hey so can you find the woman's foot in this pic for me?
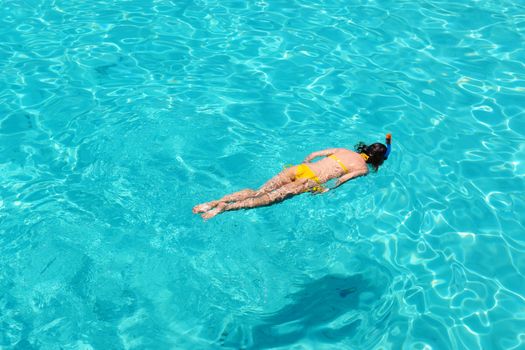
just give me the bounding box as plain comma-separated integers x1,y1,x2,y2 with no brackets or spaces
201,203,227,219
192,201,220,214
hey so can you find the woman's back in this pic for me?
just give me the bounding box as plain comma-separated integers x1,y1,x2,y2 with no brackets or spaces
307,148,368,182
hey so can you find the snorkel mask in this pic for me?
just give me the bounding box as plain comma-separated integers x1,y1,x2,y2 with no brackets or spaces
384,133,392,160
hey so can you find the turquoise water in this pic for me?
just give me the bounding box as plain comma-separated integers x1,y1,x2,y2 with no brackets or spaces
1,0,525,348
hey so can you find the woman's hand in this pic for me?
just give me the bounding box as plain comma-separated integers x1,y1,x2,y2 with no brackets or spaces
311,187,329,195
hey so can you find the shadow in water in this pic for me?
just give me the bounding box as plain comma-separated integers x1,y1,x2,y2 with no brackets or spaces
219,273,387,349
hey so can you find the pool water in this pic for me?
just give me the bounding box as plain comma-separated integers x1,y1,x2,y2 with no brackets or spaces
1,0,525,349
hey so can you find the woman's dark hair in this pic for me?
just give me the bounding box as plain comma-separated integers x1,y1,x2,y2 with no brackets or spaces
354,142,387,171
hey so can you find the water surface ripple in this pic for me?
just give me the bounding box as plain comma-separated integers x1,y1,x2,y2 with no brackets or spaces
1,0,525,349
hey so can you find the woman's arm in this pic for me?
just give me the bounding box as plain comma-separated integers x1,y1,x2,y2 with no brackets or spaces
333,170,367,188
303,148,341,163
314,170,366,194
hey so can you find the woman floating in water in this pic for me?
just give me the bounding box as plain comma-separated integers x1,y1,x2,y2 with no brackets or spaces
193,134,392,219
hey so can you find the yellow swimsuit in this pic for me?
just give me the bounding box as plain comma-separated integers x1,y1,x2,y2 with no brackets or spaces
294,155,349,192
328,155,349,173
295,164,323,192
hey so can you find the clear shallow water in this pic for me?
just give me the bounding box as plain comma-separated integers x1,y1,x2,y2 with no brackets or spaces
1,0,525,348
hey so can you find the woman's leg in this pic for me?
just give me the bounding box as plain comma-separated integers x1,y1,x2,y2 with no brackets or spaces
201,180,309,219
193,189,258,213
255,166,296,195
193,167,297,214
